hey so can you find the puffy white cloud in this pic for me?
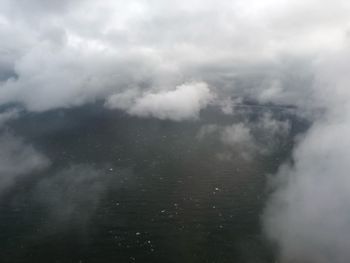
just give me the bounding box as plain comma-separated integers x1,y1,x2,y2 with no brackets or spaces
106,82,213,121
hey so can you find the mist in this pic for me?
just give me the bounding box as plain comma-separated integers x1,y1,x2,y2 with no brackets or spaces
263,49,350,262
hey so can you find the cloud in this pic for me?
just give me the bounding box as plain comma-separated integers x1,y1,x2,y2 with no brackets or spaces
2,1,350,261
32,163,133,234
196,124,219,140
221,123,254,146
221,123,256,160
0,108,20,127
0,132,50,194
106,82,213,121
0,42,161,111
197,113,291,160
222,114,290,156
263,49,350,262
35,164,118,223
218,97,243,115
0,0,349,115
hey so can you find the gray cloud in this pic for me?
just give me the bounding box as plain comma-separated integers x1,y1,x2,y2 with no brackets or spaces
0,0,349,117
263,49,350,262
197,113,291,160
0,108,20,127
34,164,128,227
0,132,50,194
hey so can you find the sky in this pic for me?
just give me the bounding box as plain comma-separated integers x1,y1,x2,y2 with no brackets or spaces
1,0,350,262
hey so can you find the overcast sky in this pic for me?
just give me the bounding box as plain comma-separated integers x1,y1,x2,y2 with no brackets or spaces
0,0,349,115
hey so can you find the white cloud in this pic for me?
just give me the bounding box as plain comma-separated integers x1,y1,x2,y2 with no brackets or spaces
106,82,214,121
263,49,350,262
221,123,253,147
0,0,349,115
221,123,256,160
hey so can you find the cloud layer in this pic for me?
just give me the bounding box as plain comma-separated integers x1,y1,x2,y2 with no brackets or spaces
2,1,350,262
0,0,349,117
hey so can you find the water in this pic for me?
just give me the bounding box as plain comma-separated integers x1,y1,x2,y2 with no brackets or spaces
0,104,307,262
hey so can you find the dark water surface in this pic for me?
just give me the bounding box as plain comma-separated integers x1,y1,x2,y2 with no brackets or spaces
0,104,306,262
